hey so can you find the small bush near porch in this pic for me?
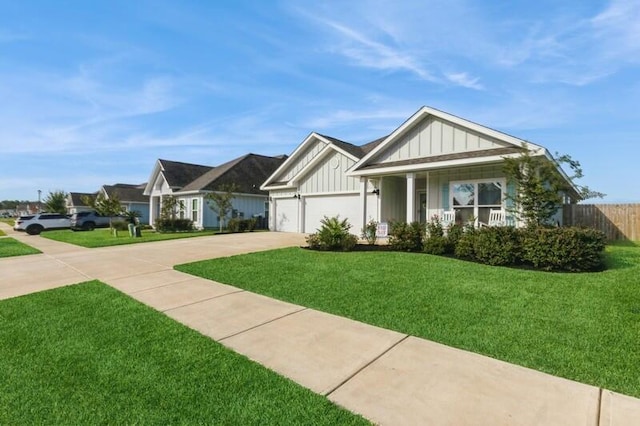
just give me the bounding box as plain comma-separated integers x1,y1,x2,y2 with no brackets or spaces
176,243,640,399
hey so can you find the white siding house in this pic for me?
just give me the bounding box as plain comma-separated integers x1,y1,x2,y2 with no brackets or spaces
262,106,579,233
144,154,285,229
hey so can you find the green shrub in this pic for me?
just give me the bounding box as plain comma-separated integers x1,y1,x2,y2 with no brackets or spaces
423,235,447,255
445,223,464,254
388,221,425,252
155,218,194,233
521,227,606,272
227,218,258,233
454,227,477,259
472,226,522,266
423,217,446,255
228,218,247,233
306,216,357,251
361,219,378,245
425,216,444,238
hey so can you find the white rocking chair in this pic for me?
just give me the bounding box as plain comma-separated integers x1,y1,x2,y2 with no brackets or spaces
440,210,455,228
486,209,506,227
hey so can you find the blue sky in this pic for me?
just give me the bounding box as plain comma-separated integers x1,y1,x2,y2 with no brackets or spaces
1,0,638,202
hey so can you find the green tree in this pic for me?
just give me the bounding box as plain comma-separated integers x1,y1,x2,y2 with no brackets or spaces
503,145,604,227
206,184,238,232
81,192,124,234
160,195,183,220
43,190,68,214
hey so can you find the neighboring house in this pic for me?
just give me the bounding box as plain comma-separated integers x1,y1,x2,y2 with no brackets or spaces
16,203,41,216
144,154,287,229
66,192,96,214
100,183,150,224
262,106,579,233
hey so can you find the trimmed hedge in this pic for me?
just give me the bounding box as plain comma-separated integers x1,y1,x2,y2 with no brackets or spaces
155,218,194,233
389,221,425,252
521,227,606,272
389,220,606,272
228,218,257,233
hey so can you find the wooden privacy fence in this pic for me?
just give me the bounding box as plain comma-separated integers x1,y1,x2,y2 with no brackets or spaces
563,204,640,241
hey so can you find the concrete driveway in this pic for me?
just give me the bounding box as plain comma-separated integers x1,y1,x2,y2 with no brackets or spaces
1,223,638,425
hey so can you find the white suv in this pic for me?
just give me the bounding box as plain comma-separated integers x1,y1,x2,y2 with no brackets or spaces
14,213,71,235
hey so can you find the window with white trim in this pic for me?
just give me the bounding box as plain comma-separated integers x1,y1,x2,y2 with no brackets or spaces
451,179,504,225
191,198,198,223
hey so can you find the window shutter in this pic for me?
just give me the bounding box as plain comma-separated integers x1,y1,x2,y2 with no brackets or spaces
506,180,516,210
442,184,449,210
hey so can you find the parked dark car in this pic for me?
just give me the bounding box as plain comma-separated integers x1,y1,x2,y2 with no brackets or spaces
14,213,71,235
70,211,121,231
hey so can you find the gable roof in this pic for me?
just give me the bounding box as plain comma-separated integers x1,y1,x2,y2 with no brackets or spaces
261,132,384,190
67,192,96,207
180,154,287,195
102,183,149,203
351,106,546,173
158,159,214,190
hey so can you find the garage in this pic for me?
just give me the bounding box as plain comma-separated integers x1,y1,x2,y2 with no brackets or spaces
304,194,361,234
273,198,299,232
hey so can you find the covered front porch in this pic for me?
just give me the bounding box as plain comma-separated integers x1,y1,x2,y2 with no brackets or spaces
358,164,514,228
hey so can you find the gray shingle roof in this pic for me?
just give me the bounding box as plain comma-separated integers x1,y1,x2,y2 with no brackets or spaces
158,159,213,190
180,154,287,194
103,184,149,203
68,192,96,207
317,133,389,159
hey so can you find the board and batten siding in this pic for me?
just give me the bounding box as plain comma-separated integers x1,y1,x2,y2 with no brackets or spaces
299,151,359,194
280,139,328,182
373,116,509,164
202,195,268,228
126,202,150,224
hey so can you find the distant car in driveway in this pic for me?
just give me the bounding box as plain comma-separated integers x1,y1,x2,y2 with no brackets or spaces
13,213,71,235
70,210,122,231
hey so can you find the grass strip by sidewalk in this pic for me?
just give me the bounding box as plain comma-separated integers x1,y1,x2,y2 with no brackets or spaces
42,228,219,248
176,244,640,399
0,218,14,227
0,229,5,236
0,237,41,257
0,281,368,425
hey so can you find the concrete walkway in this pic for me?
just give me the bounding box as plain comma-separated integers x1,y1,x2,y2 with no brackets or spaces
1,223,638,425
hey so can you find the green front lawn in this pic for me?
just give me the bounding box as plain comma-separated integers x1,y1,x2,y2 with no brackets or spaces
42,228,218,248
176,244,640,398
0,218,14,226
0,281,367,425
0,237,41,257
0,229,5,236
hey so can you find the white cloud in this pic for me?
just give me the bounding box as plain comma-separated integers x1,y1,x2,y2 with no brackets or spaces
318,18,437,82
300,108,413,131
591,0,640,60
445,72,484,90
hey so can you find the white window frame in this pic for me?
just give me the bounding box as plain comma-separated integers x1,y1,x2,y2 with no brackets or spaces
450,178,505,226
191,198,199,224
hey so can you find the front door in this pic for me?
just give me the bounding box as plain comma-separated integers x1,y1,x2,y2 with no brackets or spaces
419,192,427,223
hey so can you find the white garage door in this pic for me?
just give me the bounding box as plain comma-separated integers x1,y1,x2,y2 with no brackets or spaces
274,198,299,232
304,195,361,234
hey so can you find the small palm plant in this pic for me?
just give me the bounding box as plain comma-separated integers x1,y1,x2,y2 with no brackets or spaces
306,216,357,251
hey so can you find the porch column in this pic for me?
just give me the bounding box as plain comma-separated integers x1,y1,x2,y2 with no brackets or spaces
149,196,158,227
406,172,415,222
299,194,305,233
360,177,368,230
